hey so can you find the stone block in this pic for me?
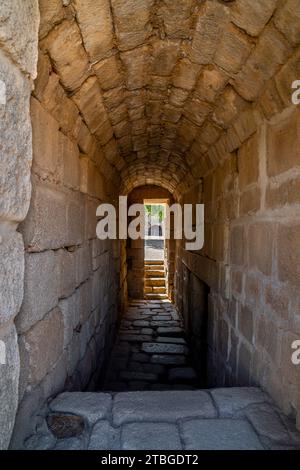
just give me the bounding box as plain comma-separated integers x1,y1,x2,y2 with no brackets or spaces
73,0,114,61
66,193,85,246
172,59,200,91
121,46,150,90
75,243,92,286
31,97,61,178
230,0,277,37
248,223,274,276
238,133,259,190
274,0,300,47
59,291,80,348
122,422,182,450
233,26,291,101
55,248,76,299
94,55,123,91
17,251,59,333
20,307,64,384
41,20,89,92
0,231,24,325
0,324,20,449
278,223,300,288
210,387,267,418
238,305,254,344
214,24,253,75
72,77,113,146
0,0,39,77
239,186,261,216
275,49,300,106
21,179,68,251
141,342,187,355
50,392,112,426
113,391,216,425
267,108,300,177
0,51,33,222
88,421,120,450
190,1,230,65
111,0,152,51
181,418,263,450
39,0,66,39
230,225,245,266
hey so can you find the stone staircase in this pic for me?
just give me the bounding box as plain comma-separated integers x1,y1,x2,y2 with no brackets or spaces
144,260,168,300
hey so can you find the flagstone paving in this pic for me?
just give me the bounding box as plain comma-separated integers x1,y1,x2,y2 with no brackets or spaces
103,300,200,392
25,388,300,450
23,301,300,450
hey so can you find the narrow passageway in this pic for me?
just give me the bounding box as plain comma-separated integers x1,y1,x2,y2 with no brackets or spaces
103,300,199,392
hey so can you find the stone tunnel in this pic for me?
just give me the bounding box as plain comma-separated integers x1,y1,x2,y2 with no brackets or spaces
1,0,300,450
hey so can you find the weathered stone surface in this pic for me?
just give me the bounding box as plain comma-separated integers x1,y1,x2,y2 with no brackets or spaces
277,223,300,287
141,342,187,355
20,307,64,384
54,437,84,450
0,0,39,77
113,391,216,425
0,324,20,450
0,52,33,222
182,419,263,450
211,388,267,417
50,393,112,425
73,0,114,61
72,77,113,145
94,55,123,91
42,20,89,91
122,422,182,450
111,0,152,51
88,421,120,450
230,0,277,37
39,0,65,40
19,251,59,333
0,231,24,325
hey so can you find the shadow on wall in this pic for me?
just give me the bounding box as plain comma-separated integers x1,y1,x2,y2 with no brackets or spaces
182,266,210,388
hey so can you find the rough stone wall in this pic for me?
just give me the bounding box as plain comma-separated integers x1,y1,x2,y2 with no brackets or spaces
10,58,121,448
0,0,39,450
176,101,300,429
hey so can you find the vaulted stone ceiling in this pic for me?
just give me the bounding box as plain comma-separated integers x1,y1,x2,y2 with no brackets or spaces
37,0,300,197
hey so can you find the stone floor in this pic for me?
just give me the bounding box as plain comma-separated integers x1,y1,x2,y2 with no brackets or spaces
25,388,300,450
23,301,300,450
103,300,199,392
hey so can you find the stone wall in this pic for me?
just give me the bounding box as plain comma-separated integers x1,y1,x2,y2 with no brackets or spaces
0,0,39,450
176,102,300,430
9,30,122,449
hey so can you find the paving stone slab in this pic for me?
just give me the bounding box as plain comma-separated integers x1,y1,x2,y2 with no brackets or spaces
113,391,216,425
121,422,182,450
150,354,186,365
245,403,293,447
141,342,187,355
49,392,112,426
88,421,120,450
54,437,84,450
181,419,264,450
210,387,268,417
